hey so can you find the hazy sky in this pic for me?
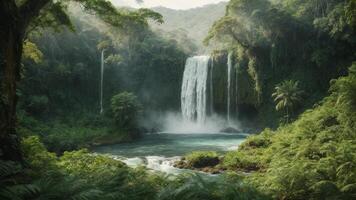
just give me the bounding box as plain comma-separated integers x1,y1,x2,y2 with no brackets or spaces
110,0,228,10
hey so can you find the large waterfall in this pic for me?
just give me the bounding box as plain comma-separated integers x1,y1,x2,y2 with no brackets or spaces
181,56,211,123
227,52,233,124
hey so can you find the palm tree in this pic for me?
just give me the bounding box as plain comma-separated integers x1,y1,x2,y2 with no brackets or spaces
272,80,303,123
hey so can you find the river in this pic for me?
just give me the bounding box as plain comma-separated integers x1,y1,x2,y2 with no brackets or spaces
94,132,247,174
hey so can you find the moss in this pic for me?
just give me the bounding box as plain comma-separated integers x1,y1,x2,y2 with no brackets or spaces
185,151,220,168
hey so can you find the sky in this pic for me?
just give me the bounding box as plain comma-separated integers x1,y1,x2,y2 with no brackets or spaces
110,0,228,10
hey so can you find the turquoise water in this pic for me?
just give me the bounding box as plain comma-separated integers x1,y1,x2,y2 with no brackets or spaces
94,132,248,174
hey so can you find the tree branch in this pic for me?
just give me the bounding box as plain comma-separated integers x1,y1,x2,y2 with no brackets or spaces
229,28,249,48
19,0,51,29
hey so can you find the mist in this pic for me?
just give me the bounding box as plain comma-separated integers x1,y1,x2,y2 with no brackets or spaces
140,111,242,133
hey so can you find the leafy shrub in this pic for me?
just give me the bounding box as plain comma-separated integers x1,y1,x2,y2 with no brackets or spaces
111,92,142,131
59,149,126,180
22,136,58,176
239,131,273,150
42,125,107,153
0,161,39,200
223,151,262,171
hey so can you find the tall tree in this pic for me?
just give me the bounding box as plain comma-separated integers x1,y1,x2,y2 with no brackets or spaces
0,0,162,162
272,80,304,123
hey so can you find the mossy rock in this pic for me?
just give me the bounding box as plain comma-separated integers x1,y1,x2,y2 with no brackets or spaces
186,151,220,168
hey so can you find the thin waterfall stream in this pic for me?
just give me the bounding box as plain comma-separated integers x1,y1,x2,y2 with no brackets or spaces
100,49,105,114
210,57,214,115
227,52,233,124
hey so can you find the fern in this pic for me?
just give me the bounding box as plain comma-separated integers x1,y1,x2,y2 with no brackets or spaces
0,161,39,200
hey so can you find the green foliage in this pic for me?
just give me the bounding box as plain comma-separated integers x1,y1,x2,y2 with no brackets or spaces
223,64,356,199
223,151,262,171
111,92,142,131
17,113,119,154
22,40,43,63
185,151,219,168
0,161,38,200
207,0,355,126
43,124,107,153
3,127,273,200
272,80,304,122
20,8,187,119
22,136,58,175
330,62,356,116
157,173,270,200
59,149,126,179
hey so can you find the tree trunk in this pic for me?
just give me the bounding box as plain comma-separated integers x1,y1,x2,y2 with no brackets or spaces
0,1,25,162
286,107,289,124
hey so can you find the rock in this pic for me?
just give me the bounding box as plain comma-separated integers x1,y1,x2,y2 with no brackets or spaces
173,160,187,169
220,127,241,133
190,157,220,168
211,168,221,174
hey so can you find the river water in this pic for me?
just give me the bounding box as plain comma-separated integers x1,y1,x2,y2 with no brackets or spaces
94,132,247,174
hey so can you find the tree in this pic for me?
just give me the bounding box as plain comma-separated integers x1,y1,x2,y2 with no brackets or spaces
111,92,142,131
0,0,162,162
272,80,303,123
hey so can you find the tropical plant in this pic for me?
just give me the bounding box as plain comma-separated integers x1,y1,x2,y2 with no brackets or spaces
0,161,38,200
272,80,304,123
111,92,142,131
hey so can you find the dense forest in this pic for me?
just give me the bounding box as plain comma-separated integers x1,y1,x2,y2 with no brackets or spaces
0,0,355,200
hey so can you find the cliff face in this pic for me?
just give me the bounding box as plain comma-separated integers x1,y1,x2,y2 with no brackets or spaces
211,50,262,126
210,45,318,128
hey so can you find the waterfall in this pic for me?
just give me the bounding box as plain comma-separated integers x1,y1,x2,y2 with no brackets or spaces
227,52,233,124
100,50,105,114
181,56,210,123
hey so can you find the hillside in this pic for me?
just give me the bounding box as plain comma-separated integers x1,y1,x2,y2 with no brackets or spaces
151,2,227,52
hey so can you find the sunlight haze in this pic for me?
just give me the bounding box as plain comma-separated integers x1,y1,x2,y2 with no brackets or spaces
110,0,228,10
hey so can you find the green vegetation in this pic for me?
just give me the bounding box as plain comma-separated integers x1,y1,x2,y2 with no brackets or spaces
206,0,356,126
1,0,355,199
221,64,356,199
0,135,269,200
0,0,164,163
111,92,142,133
272,80,304,123
12,3,192,153
185,151,220,168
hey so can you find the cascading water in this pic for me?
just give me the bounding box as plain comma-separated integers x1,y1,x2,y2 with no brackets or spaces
100,50,105,114
209,57,214,114
181,56,210,123
227,52,233,124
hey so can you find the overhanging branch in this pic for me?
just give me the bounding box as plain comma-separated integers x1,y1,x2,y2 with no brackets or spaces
19,0,51,28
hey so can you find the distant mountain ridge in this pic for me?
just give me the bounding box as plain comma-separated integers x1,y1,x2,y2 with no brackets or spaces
150,2,227,52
